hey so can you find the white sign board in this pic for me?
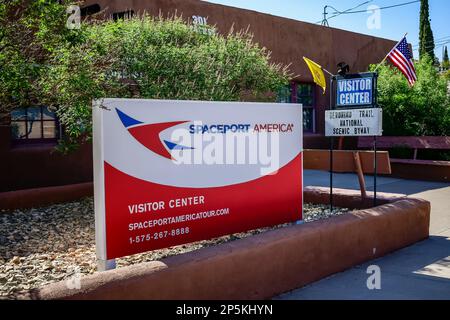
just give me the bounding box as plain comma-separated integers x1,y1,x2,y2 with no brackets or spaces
93,99,303,261
325,108,382,137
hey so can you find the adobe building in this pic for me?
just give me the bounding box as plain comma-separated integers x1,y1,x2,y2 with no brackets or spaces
1,0,399,192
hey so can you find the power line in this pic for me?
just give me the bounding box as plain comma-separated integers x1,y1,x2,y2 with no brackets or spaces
413,39,450,49
332,0,420,15
412,36,450,48
414,36,450,44
417,41,450,51
318,0,421,25
318,0,373,24
434,36,450,42
331,0,374,15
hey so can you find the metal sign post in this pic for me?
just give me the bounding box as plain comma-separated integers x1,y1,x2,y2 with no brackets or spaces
326,72,382,208
373,73,379,207
329,76,335,213
98,259,116,271
373,142,377,207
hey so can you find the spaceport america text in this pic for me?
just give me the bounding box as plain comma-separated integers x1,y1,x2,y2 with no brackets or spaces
93,99,303,260
170,121,296,174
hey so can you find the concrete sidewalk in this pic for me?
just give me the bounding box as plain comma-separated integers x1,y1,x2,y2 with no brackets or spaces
276,170,450,300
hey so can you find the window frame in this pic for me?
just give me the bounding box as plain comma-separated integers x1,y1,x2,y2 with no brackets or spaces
10,106,61,146
290,82,316,133
80,4,101,17
112,10,135,21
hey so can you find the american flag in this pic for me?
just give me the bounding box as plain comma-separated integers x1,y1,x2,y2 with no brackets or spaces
387,37,417,86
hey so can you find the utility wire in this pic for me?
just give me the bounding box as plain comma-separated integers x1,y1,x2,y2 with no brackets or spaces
417,41,450,51
413,39,450,49
434,36,450,42
412,36,450,48
331,0,420,15
317,0,373,24
332,0,374,14
414,36,450,43
318,0,420,25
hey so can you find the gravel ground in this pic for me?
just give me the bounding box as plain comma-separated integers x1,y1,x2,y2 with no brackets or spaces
0,198,348,298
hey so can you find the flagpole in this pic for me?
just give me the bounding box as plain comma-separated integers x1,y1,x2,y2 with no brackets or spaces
303,56,333,78
374,32,408,72
322,68,334,77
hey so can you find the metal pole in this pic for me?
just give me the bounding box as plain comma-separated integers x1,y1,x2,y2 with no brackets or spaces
330,137,333,213
374,136,377,207
321,5,329,27
97,259,116,271
373,72,378,207
329,76,334,213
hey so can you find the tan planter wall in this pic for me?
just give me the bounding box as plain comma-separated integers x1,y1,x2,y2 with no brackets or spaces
20,189,429,300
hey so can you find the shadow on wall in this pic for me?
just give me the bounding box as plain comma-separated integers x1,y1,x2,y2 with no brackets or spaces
1,140,93,192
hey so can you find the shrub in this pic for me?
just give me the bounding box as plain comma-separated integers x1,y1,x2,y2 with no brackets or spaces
40,15,290,143
0,0,78,114
371,55,450,136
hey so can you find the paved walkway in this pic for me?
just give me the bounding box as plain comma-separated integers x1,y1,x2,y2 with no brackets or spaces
276,170,450,300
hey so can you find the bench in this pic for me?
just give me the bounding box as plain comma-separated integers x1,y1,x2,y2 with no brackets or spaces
358,136,450,164
304,149,392,199
358,136,450,182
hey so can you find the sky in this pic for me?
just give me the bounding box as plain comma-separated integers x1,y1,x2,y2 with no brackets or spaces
203,0,450,61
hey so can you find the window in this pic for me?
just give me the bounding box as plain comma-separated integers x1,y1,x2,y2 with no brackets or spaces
80,4,101,17
112,10,134,21
276,86,292,104
295,83,315,133
277,82,315,132
11,106,60,144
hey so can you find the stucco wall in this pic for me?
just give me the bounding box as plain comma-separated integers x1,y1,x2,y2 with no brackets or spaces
19,189,429,300
0,125,92,192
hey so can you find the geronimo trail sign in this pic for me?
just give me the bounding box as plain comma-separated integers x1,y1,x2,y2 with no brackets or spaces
325,108,383,137
93,99,303,263
326,72,381,137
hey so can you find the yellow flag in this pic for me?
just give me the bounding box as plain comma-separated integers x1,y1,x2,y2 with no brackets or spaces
303,57,326,94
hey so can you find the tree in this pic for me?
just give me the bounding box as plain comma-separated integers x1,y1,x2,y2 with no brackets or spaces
444,70,450,85
0,0,80,114
443,46,450,70
0,1,290,146
39,15,290,143
419,0,435,61
371,55,450,137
